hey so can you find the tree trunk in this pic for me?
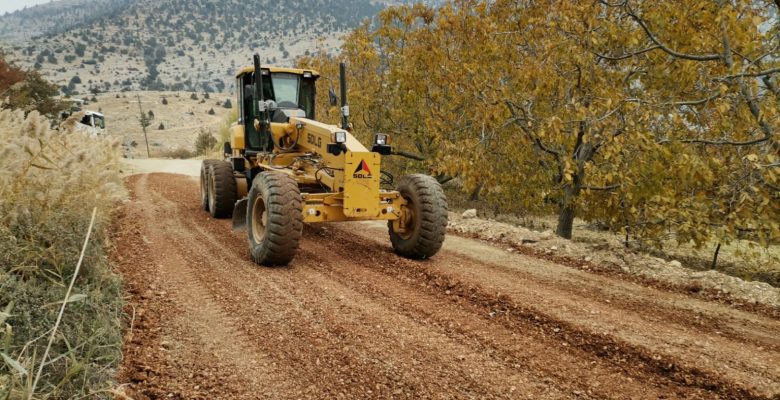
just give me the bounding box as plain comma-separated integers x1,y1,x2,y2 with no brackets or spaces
711,242,721,270
469,182,484,202
556,203,576,239
556,178,580,239
554,123,593,240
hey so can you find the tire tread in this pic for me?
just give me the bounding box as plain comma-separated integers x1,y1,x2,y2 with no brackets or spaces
388,174,448,259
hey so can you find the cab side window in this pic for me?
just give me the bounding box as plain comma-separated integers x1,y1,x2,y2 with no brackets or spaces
80,114,92,126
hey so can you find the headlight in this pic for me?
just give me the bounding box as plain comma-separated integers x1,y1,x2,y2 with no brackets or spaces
334,131,347,143
374,133,389,145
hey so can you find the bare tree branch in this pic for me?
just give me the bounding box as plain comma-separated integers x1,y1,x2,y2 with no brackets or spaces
662,136,771,146
534,137,562,157
505,100,561,157
666,92,721,106
763,76,780,98
623,2,722,62
584,184,621,191
592,45,660,61
759,174,780,192
715,5,778,154
722,67,780,80
391,150,426,161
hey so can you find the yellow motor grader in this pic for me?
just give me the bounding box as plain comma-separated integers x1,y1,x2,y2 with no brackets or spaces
200,54,447,266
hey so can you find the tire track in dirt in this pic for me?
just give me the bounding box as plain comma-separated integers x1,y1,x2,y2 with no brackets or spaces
114,173,780,399
431,233,780,345
150,175,694,399
143,174,564,398
114,174,294,399
328,223,780,398
335,226,778,352
296,228,776,399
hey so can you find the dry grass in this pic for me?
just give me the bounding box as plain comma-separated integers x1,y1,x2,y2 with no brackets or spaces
0,108,125,399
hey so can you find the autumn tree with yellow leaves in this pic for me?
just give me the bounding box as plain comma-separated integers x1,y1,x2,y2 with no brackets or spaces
299,0,779,255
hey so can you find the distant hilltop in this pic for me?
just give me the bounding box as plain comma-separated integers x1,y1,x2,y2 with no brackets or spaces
0,0,390,96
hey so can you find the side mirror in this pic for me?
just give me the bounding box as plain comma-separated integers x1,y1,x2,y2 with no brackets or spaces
328,87,338,107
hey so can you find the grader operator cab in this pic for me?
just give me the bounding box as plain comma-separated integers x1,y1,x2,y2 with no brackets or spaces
200,54,447,266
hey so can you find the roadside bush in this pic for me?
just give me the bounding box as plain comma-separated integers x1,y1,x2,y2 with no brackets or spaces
195,128,217,155
0,108,124,399
158,147,196,159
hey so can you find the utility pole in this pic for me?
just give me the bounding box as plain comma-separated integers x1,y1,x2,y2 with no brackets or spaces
136,93,151,158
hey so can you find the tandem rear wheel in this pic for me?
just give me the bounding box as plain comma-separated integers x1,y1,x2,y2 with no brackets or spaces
200,160,237,219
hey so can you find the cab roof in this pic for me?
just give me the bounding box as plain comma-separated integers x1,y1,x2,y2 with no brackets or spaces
235,65,320,79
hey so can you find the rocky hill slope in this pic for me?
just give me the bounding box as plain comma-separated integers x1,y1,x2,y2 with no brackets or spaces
0,0,387,96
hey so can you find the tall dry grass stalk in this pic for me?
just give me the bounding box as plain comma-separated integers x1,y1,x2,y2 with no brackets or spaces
0,108,123,232
0,107,125,399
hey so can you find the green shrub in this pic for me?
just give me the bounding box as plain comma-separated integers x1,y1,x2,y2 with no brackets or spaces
0,108,124,399
194,128,217,155
158,147,196,159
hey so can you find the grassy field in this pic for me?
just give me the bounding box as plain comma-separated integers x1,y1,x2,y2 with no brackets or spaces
80,90,233,159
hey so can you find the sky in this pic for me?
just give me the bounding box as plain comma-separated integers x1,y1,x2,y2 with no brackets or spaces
0,0,57,15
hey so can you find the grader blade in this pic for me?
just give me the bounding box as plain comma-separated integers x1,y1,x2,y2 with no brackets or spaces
232,198,248,230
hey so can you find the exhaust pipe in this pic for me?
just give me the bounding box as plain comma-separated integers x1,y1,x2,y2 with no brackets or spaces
339,62,349,131
253,54,270,149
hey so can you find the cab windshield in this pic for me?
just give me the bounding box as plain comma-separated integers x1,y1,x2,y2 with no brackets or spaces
271,73,299,106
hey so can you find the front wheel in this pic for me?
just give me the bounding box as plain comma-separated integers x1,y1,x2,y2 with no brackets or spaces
246,172,303,266
389,174,448,259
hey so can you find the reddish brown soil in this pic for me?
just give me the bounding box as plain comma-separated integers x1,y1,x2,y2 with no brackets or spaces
112,173,780,400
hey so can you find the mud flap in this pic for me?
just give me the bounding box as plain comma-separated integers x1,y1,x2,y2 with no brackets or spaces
232,198,248,230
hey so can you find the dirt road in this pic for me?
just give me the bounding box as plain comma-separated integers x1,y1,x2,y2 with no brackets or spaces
112,173,780,399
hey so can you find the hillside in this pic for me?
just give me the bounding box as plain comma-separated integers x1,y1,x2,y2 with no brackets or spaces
0,0,132,41
85,90,234,158
0,0,386,96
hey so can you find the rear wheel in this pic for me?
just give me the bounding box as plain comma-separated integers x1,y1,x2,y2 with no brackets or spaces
207,161,237,218
200,159,218,211
246,172,303,266
389,174,448,259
